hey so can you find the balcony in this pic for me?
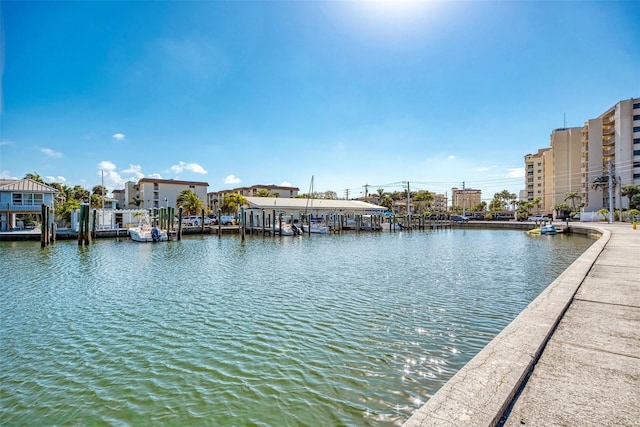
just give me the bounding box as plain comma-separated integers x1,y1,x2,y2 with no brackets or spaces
602,126,615,136
603,147,615,157
603,115,615,125
0,202,52,212
603,136,615,146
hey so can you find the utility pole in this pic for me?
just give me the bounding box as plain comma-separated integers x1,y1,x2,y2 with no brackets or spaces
403,181,411,216
362,184,369,202
607,162,614,223
344,189,350,200
462,181,466,217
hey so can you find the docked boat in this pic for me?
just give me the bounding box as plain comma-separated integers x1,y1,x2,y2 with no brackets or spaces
526,224,557,236
128,214,168,242
540,224,557,234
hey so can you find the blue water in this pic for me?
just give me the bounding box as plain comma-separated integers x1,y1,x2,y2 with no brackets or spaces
0,229,594,426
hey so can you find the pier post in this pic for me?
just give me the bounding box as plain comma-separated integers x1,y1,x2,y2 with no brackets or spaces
177,207,183,240
241,207,245,241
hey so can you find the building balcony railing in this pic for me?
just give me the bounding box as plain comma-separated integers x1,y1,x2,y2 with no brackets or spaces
603,147,615,156
603,115,615,125
0,203,53,211
602,126,615,136
603,136,615,146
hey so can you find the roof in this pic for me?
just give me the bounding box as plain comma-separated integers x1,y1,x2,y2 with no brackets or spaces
137,178,209,186
244,196,387,213
0,179,59,193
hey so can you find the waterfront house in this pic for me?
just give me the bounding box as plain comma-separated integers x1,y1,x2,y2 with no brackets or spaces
0,178,59,231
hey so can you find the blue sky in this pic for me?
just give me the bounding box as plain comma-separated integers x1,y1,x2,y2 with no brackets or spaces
1,1,639,201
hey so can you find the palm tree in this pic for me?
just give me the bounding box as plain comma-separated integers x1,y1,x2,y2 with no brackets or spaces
255,189,275,198
221,193,247,215
621,184,640,210
376,188,385,203
24,172,45,183
177,189,205,215
564,191,582,213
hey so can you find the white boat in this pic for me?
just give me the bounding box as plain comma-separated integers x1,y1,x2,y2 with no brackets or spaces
274,222,296,236
305,222,330,234
128,214,168,242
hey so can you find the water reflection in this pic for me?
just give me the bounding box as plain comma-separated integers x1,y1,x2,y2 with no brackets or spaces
0,230,593,426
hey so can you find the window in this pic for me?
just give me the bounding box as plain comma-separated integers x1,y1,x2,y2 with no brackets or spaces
189,185,195,188
634,150,640,156
12,193,43,206
634,103,640,109
634,115,640,121
634,127,640,133
635,138,640,144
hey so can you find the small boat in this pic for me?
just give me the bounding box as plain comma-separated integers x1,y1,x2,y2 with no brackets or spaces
274,223,296,236
526,224,557,236
301,220,330,234
540,224,557,235
129,214,168,242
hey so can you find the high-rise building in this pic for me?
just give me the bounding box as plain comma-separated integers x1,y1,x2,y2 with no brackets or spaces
550,127,582,210
581,98,640,212
523,148,550,213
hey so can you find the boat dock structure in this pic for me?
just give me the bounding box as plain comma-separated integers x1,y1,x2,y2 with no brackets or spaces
404,222,640,427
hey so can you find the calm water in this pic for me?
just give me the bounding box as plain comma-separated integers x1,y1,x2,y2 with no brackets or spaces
1,229,594,426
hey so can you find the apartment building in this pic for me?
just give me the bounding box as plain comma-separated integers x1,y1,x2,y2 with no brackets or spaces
451,187,481,212
524,148,550,212
581,98,640,212
550,127,582,209
133,178,209,210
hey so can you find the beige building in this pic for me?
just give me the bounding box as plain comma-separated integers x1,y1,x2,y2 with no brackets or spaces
524,148,551,213
581,98,640,212
451,187,481,212
550,127,582,209
525,97,640,217
134,178,209,210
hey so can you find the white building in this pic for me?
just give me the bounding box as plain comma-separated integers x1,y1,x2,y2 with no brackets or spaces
581,98,640,212
135,178,209,210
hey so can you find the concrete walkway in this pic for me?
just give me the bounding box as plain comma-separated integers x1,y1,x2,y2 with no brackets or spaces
404,223,640,427
503,223,640,427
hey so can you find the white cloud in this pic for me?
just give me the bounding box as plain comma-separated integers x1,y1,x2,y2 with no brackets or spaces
170,161,207,174
224,174,241,184
447,154,456,161
0,140,14,146
506,167,525,179
280,181,292,187
112,133,125,141
1,170,18,179
122,164,145,181
41,148,63,158
46,175,67,183
147,173,163,179
97,160,117,171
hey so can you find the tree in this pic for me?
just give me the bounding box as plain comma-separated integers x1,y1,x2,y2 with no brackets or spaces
564,191,582,213
177,189,205,215
472,201,487,212
255,189,275,198
220,193,247,215
621,184,640,209
376,188,385,203
129,198,143,208
380,195,394,211
494,190,517,211
592,175,617,209
72,185,90,202
24,172,45,183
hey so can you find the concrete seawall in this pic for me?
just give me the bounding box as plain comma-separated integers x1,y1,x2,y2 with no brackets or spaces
404,223,639,426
